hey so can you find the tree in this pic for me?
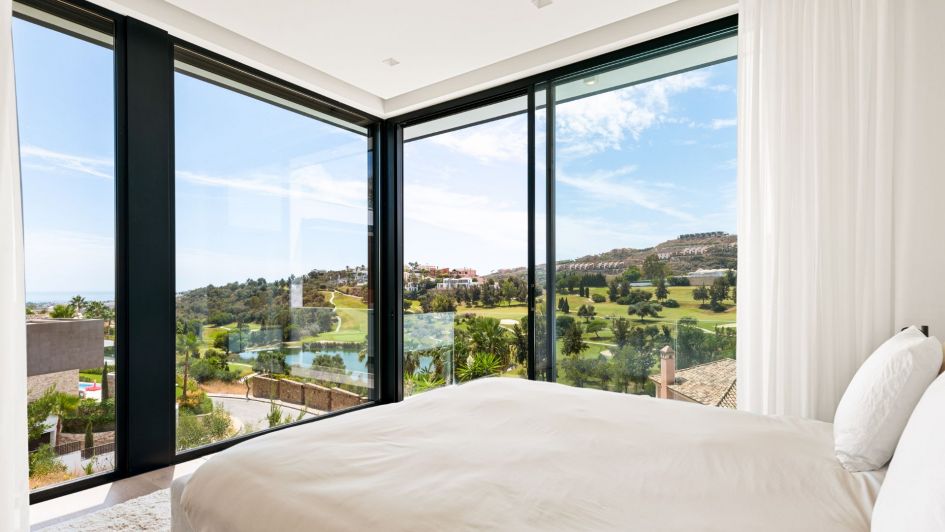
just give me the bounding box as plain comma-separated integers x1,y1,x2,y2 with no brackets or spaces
591,293,605,303
212,330,231,355
709,277,730,310
49,304,75,319
500,278,516,306
421,292,457,313
608,280,619,302
610,317,631,348
512,317,528,366
628,301,662,321
561,322,588,358
622,266,642,283
585,320,605,339
557,297,570,314
468,317,509,365
642,254,669,281
84,421,94,449
577,304,595,322
654,278,669,302
176,333,200,403
69,295,88,315
555,315,576,337
693,286,710,305
101,364,109,401
85,301,115,336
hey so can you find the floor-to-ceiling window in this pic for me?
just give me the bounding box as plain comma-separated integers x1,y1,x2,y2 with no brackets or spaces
402,97,530,395
548,37,738,405
13,5,117,490
173,50,375,451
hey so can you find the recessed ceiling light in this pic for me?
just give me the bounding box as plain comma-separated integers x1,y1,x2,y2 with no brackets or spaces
532,0,553,8
583,76,599,86
382,57,400,67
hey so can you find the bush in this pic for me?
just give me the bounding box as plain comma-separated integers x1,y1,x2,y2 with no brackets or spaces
29,445,66,477
555,315,576,337
662,299,680,308
457,353,503,382
176,406,233,451
668,276,691,286
591,293,606,303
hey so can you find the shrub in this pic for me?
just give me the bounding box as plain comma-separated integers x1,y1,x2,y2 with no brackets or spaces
668,276,691,286
662,299,680,308
457,353,503,382
29,445,66,477
591,293,606,303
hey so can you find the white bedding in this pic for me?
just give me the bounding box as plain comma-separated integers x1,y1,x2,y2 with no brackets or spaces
179,378,883,531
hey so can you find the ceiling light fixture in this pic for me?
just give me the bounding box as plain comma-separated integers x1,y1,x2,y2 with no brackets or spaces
583,76,599,86
382,57,400,67
532,0,552,8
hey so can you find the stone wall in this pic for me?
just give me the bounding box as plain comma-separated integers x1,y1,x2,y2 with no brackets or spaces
330,387,364,411
251,376,280,399
27,319,104,376
279,379,304,405
27,370,78,402
303,383,331,412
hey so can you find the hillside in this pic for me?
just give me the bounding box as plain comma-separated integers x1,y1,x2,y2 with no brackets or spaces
489,232,737,279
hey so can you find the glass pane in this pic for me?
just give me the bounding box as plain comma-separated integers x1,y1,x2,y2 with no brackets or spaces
552,37,738,406
174,58,374,452
13,11,117,490
534,86,551,381
403,96,529,395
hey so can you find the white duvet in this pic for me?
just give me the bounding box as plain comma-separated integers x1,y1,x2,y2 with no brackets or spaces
179,378,883,531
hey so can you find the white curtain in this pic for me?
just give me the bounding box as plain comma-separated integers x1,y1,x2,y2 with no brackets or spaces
1,0,30,529
737,0,898,421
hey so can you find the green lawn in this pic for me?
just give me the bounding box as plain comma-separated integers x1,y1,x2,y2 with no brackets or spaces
317,291,370,343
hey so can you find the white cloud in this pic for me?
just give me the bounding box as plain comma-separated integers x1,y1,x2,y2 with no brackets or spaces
556,70,711,157
557,165,697,223
710,118,737,130
427,117,527,164
20,145,113,179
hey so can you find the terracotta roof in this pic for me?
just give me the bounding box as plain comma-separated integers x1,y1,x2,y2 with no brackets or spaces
650,357,737,408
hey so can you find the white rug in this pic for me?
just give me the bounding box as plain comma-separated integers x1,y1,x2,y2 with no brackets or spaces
38,489,171,531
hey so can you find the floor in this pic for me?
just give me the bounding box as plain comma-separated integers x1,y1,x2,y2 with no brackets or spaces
29,456,210,530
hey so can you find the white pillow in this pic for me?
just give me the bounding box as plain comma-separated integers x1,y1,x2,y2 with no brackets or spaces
833,326,942,471
871,372,945,531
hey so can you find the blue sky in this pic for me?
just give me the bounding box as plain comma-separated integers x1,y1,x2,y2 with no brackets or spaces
405,59,737,273
13,15,736,297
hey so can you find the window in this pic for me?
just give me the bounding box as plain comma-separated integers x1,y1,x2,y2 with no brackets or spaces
13,5,117,490
402,97,530,394
548,37,738,404
174,50,375,452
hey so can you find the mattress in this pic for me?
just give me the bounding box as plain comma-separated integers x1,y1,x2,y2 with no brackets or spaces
177,378,883,531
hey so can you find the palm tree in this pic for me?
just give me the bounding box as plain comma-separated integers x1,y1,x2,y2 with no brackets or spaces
468,317,508,364
49,304,75,319
69,295,87,316
176,333,200,403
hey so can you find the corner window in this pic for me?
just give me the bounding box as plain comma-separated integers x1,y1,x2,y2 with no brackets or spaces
173,50,375,452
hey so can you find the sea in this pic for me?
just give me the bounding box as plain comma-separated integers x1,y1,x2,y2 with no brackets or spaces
26,291,115,305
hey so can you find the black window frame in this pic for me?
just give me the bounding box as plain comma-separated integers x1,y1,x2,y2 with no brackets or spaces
388,15,738,398
15,0,736,503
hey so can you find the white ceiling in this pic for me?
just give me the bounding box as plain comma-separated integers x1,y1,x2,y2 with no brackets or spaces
97,0,737,117
164,0,674,99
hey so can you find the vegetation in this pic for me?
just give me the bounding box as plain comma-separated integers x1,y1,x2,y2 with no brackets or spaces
176,405,234,451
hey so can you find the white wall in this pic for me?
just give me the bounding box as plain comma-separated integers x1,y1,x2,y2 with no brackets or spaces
893,2,945,337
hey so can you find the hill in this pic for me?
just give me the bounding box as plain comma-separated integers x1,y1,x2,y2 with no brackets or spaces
488,232,736,279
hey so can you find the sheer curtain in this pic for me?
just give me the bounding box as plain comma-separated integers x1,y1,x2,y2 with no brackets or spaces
1,0,30,529
736,0,897,421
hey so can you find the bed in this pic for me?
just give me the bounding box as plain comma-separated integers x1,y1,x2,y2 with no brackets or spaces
172,378,883,531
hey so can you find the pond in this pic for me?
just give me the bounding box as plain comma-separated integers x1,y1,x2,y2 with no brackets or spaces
237,348,369,375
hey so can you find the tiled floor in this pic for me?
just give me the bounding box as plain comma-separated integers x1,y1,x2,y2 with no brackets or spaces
29,456,210,530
